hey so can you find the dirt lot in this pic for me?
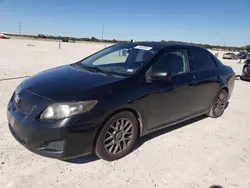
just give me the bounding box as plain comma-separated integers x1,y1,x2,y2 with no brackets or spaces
0,39,250,188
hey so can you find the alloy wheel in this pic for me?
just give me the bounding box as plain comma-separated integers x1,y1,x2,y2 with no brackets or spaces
104,118,134,155
214,92,227,116
244,67,248,74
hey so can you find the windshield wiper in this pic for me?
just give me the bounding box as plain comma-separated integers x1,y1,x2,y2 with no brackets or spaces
79,65,114,76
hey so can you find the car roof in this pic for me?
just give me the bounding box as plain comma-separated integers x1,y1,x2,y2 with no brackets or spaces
132,41,205,50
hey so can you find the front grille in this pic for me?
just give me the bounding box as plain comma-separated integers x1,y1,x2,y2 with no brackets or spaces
14,100,36,115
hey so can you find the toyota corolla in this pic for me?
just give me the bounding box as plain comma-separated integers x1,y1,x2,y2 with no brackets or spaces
7,42,235,161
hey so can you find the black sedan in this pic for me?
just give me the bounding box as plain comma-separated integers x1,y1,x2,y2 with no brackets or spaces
7,42,235,161
240,58,250,80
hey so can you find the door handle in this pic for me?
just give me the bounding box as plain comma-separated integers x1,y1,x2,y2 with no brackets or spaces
217,73,221,80
192,74,196,85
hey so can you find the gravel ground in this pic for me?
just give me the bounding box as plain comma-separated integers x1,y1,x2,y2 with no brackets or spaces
0,39,249,188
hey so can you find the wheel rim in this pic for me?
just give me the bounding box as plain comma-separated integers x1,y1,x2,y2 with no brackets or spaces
104,118,134,155
244,67,248,74
214,92,227,115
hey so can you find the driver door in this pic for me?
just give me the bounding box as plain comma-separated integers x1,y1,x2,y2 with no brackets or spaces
145,48,196,130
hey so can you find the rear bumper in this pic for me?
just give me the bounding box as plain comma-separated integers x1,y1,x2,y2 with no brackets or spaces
223,57,234,59
227,72,235,100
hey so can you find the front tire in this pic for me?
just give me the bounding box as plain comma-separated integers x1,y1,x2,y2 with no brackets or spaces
207,89,228,118
95,112,139,161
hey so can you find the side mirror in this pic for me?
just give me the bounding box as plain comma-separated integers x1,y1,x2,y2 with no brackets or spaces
151,72,171,81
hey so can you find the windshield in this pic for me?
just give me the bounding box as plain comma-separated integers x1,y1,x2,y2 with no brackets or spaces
78,43,158,76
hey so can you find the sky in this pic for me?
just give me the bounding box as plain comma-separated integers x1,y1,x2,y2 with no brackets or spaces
1,0,249,47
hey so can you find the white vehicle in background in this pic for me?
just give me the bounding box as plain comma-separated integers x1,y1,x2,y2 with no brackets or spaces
223,52,238,60
0,33,10,39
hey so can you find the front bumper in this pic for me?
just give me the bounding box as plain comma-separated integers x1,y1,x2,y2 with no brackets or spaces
7,89,101,160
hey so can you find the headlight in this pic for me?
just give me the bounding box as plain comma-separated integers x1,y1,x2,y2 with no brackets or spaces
40,100,98,120
14,84,22,94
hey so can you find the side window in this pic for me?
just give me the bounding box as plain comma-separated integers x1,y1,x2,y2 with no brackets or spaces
152,49,190,76
209,51,224,67
189,47,217,71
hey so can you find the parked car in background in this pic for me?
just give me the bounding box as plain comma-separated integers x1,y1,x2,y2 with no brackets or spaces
0,33,9,39
240,58,250,81
7,42,235,161
237,52,249,60
223,52,237,60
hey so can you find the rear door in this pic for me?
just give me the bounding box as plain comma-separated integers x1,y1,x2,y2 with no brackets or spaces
188,47,221,113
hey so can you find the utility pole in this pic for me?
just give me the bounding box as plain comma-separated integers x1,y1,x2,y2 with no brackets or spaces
102,23,106,48
18,21,22,36
102,23,104,41
223,32,227,54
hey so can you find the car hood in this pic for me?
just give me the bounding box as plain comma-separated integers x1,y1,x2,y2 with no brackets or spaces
21,65,123,101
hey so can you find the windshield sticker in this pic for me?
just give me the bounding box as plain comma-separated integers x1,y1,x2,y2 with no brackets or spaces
134,45,152,51
126,69,134,73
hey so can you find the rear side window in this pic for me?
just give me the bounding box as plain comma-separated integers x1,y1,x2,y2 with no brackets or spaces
209,51,224,67
189,47,217,71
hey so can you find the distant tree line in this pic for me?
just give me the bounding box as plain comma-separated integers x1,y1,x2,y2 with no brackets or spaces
3,33,249,52
161,40,247,52
246,45,250,52
36,34,122,43
3,33,121,44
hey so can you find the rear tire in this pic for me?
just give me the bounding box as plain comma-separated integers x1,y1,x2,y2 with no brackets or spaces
95,111,139,161
207,89,228,118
